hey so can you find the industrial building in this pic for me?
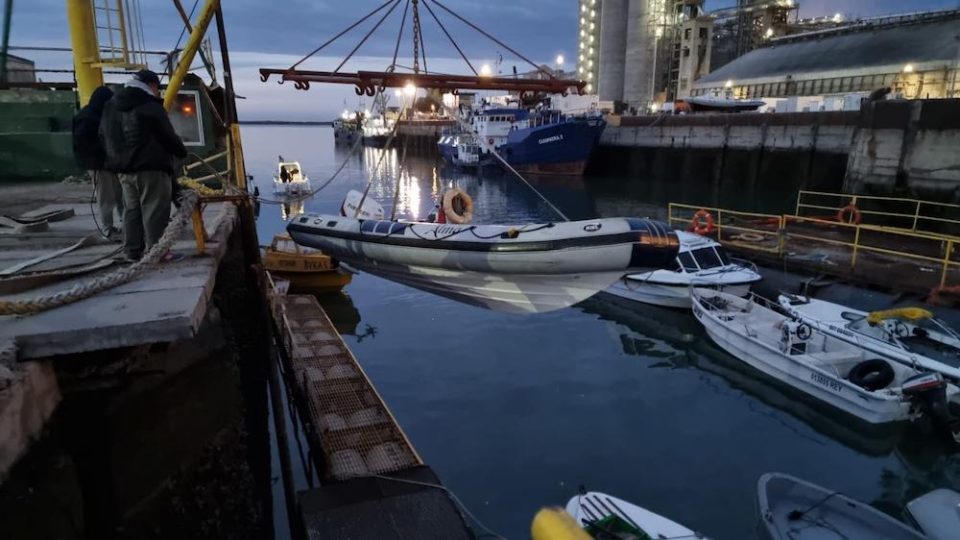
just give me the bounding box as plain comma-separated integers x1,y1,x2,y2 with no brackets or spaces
578,0,858,111
692,10,960,104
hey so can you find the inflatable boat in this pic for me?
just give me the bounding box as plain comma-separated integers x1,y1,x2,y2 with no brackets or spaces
287,214,679,313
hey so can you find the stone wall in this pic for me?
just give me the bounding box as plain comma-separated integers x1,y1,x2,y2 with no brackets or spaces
597,99,960,201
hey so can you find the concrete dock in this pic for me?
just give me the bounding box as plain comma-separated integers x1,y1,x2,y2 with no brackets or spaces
0,184,236,480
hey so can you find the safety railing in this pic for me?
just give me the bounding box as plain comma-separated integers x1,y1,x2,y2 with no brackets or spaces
669,201,960,291
782,215,960,288
795,190,960,239
667,203,783,254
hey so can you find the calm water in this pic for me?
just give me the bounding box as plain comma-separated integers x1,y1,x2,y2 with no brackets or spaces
244,125,960,539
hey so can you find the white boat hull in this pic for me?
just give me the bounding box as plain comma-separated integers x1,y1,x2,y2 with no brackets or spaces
288,214,678,313
606,279,752,309
692,293,913,424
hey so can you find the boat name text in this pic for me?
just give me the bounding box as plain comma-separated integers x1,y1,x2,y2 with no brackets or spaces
810,372,843,393
538,134,564,145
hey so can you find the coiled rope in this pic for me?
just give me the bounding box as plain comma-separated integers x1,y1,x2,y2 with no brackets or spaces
0,188,205,317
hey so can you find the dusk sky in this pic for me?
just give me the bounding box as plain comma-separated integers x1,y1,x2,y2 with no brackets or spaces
9,0,960,119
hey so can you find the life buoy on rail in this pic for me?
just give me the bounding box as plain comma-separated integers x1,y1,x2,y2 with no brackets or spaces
487,137,495,146
442,188,474,225
690,209,716,235
836,203,861,225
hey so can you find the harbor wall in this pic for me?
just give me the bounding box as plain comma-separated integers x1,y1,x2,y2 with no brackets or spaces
0,89,80,181
594,99,960,202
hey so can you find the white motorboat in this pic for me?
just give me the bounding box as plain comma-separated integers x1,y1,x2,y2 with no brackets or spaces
758,472,926,540
691,289,959,425
564,490,707,539
606,231,761,308
287,211,679,314
778,294,960,384
272,160,311,196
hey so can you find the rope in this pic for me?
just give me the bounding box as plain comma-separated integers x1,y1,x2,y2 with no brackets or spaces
389,0,411,71
0,190,204,317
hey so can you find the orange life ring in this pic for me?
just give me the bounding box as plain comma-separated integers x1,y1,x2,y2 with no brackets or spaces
690,209,716,235
836,204,861,224
442,188,474,224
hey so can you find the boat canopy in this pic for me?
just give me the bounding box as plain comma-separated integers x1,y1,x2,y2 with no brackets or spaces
867,307,934,325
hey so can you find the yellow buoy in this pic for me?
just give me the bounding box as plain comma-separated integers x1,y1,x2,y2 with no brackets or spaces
530,507,591,540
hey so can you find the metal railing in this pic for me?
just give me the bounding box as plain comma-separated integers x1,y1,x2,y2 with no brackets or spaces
667,203,784,254
795,190,960,239
670,199,960,289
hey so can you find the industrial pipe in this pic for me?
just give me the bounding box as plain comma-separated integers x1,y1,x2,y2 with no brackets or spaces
65,0,103,105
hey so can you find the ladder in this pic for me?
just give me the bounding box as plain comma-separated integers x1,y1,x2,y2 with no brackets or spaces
92,0,146,70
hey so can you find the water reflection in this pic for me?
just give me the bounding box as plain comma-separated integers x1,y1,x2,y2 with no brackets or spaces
577,293,920,459
280,199,304,221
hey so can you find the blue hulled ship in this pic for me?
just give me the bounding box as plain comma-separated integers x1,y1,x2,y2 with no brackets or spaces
439,107,605,175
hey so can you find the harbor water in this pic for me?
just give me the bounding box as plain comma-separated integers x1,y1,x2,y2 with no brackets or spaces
247,125,960,539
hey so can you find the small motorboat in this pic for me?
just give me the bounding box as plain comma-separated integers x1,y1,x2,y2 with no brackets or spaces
691,289,960,425
606,230,761,308
779,294,960,384
262,234,351,292
272,160,311,196
758,472,926,539
563,490,707,539
287,192,679,314
905,487,960,539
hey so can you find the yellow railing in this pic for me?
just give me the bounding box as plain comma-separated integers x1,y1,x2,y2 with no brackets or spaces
667,203,783,254
796,190,960,239
668,201,960,289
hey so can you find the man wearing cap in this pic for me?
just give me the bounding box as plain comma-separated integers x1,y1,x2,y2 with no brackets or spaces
100,69,187,261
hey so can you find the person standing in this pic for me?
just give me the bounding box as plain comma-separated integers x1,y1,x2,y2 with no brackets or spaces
100,70,187,261
72,85,123,238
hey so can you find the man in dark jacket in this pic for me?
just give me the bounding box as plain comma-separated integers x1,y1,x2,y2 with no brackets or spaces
73,85,123,237
100,69,188,261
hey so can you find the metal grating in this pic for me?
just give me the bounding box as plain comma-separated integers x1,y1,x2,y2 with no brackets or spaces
277,294,422,481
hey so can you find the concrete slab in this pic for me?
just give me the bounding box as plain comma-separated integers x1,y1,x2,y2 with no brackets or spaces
0,199,237,360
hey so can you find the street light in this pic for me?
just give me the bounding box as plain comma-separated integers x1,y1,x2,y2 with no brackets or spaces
403,82,417,96
556,54,565,66
480,64,492,77
903,63,915,73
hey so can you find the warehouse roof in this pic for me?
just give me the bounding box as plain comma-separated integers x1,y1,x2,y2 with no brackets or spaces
697,10,960,86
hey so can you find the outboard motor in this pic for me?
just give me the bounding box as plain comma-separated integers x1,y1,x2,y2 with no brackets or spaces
902,372,960,443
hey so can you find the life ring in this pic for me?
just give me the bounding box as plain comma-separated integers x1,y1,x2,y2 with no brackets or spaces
690,209,715,235
442,188,474,224
847,359,895,391
736,232,765,243
487,137,495,145
836,204,861,225
795,323,812,340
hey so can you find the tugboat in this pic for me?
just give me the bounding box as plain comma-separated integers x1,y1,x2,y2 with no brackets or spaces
442,104,605,175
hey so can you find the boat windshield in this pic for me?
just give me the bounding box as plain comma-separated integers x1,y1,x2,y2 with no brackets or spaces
690,247,724,269
677,252,699,272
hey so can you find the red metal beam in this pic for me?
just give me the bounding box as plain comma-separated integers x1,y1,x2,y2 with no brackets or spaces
259,68,586,96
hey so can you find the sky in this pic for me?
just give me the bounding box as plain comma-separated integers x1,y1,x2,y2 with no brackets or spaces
8,0,960,119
